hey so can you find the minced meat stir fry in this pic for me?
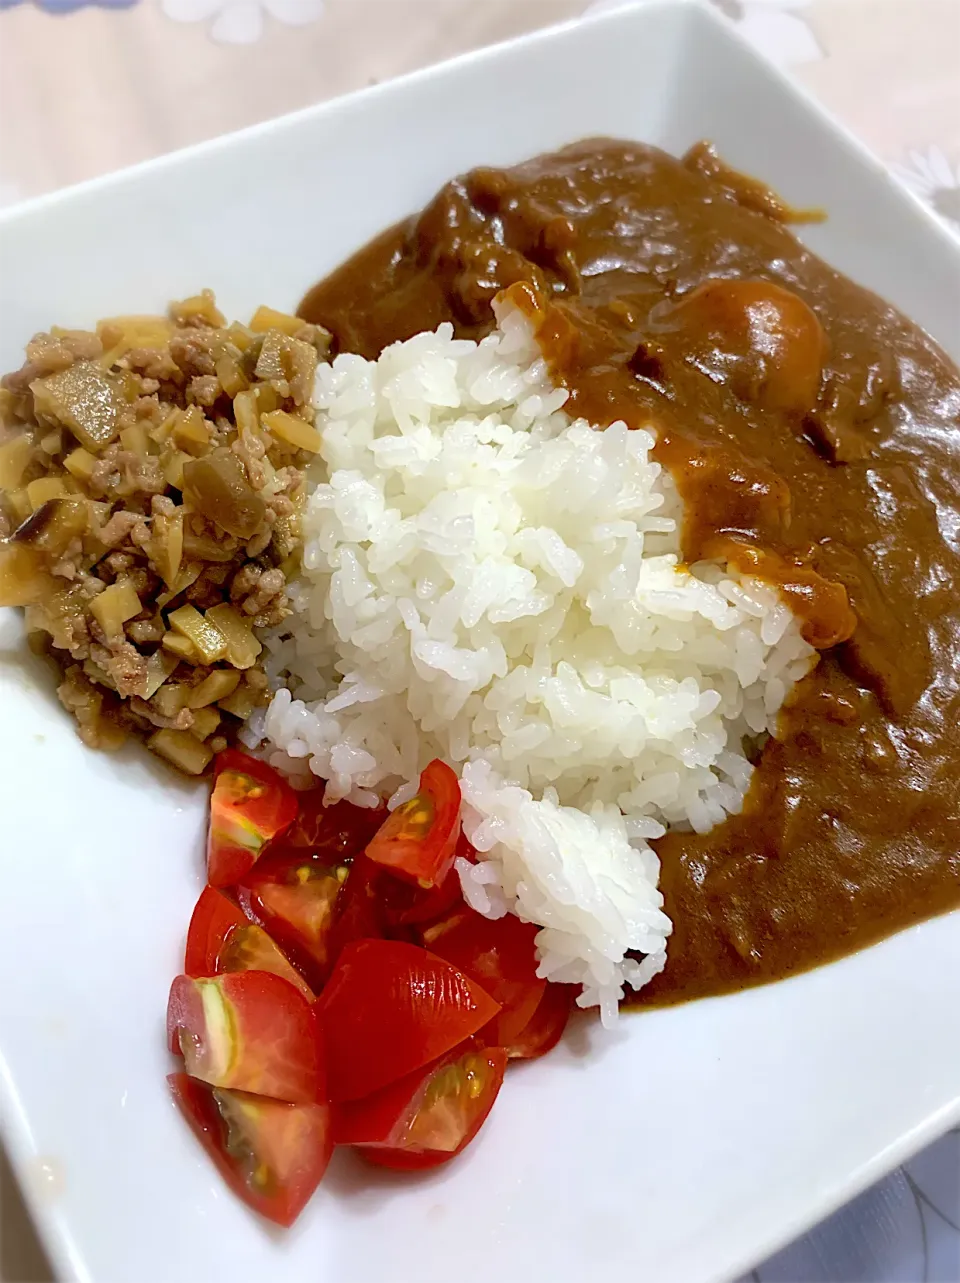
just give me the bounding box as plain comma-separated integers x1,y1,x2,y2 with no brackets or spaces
0,292,331,774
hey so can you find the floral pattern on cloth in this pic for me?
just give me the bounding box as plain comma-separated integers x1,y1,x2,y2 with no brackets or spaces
160,0,324,43
586,0,822,65
736,1128,960,1283
891,146,960,234
0,0,136,9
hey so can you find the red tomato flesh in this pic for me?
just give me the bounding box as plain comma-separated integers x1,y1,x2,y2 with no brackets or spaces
318,938,501,1103
499,980,573,1061
207,750,298,888
184,886,248,977
380,832,474,928
167,971,322,1104
218,924,315,1002
238,854,346,990
365,760,461,889
168,1073,332,1227
335,1042,507,1170
281,792,386,859
423,908,546,1047
326,854,385,963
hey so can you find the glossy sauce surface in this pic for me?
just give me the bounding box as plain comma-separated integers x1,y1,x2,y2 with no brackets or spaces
301,140,960,1003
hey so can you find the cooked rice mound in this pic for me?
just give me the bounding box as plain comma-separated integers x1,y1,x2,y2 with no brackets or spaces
251,300,816,1024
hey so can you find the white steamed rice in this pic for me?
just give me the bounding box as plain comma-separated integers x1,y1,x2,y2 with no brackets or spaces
248,299,815,1025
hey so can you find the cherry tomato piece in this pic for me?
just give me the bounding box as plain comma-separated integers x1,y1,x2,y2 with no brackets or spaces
238,852,346,991
168,1074,332,1227
423,908,546,1047
167,971,322,1104
380,832,474,929
365,760,461,889
218,923,315,1002
499,981,573,1061
335,1042,507,1170
184,886,249,977
281,792,386,859
318,939,501,1103
207,750,298,888
326,854,385,965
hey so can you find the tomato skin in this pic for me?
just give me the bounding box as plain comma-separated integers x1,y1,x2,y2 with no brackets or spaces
167,971,323,1104
237,853,346,991
184,886,249,977
380,832,474,929
326,854,385,963
497,981,573,1061
168,1073,332,1227
218,923,315,1002
356,1041,505,1175
335,1042,507,1170
365,760,462,889
206,751,298,888
281,792,386,859
423,908,546,1047
318,939,501,1103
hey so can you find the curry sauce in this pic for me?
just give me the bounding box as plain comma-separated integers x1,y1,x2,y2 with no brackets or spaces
300,139,960,1003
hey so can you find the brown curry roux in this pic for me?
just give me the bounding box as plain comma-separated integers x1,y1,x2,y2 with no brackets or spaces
301,139,960,1003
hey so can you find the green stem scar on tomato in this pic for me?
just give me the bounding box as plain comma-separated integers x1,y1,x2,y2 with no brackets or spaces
206,750,298,888
168,1074,333,1227
365,759,462,889
167,971,323,1104
334,1042,507,1170
318,938,501,1103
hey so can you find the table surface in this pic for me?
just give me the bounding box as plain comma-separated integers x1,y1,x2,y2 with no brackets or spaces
0,1,958,1280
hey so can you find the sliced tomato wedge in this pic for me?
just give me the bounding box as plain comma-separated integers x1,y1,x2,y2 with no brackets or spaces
499,980,573,1061
184,886,249,977
282,792,386,859
167,971,322,1104
423,908,546,1047
207,750,298,888
365,760,461,889
318,938,501,1103
335,1042,507,1170
326,854,385,963
218,923,315,1002
168,1073,332,1226
380,832,473,929
237,852,346,990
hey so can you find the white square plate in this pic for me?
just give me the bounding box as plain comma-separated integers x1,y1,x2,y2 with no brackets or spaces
2,4,959,1281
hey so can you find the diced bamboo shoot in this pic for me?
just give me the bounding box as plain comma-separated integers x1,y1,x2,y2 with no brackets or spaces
90,580,142,637
0,543,54,606
204,603,262,669
216,682,260,720
143,650,180,699
261,410,322,453
63,447,97,483
167,604,228,663
189,706,221,741
249,306,306,337
26,477,66,509
186,669,241,709
161,632,202,663
148,728,212,775
0,434,34,489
